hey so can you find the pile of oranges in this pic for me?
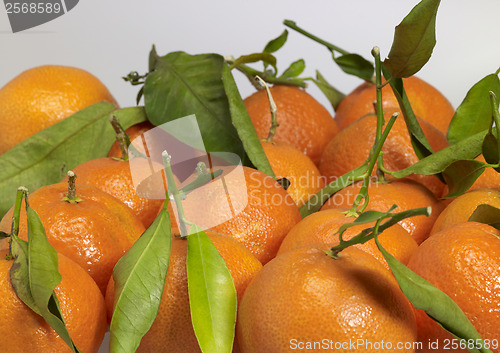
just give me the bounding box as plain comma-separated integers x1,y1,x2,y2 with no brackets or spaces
0,64,499,353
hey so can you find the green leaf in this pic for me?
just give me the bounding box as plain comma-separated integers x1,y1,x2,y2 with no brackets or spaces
230,53,277,73
482,132,500,167
26,205,81,352
10,234,38,314
384,0,441,78
279,59,306,79
263,30,288,54
0,104,146,219
144,52,247,163
383,70,434,159
442,160,487,198
447,74,500,144
374,237,492,353
187,227,237,353
221,64,275,178
109,206,172,353
149,44,161,72
333,53,374,82
312,70,345,111
468,204,500,229
392,130,487,178
299,165,367,218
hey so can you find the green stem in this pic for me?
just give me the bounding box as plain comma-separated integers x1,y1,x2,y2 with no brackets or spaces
348,113,399,216
6,187,28,259
283,20,349,55
255,76,280,142
234,63,307,88
372,46,386,182
162,151,190,238
110,115,130,161
62,171,82,204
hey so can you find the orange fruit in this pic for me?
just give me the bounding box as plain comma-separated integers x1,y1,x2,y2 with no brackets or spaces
0,250,107,353
277,208,418,270
261,141,325,206
180,166,302,264
107,121,155,158
237,245,417,353
321,179,444,244
244,85,339,165
0,65,117,154
431,188,500,235
0,183,145,294
67,157,175,228
319,112,448,197
469,155,500,191
105,231,262,353
407,222,500,353
334,76,455,133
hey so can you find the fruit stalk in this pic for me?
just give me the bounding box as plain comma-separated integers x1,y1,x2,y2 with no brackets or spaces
109,115,130,161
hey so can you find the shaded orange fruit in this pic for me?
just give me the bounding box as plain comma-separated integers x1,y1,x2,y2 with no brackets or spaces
105,231,262,353
431,188,500,235
319,113,448,197
277,208,418,270
107,121,155,158
237,245,417,353
180,166,302,264
262,141,325,206
470,155,500,191
244,85,339,165
67,157,176,228
321,179,444,244
0,183,145,294
407,222,500,353
334,76,455,133
0,250,107,353
0,65,117,154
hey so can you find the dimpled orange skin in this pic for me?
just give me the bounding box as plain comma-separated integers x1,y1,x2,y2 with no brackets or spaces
180,166,302,264
407,222,500,353
319,113,448,197
321,179,444,245
277,208,418,270
237,246,417,353
105,231,262,353
261,141,325,207
68,157,168,228
244,85,339,165
0,65,117,154
0,251,107,353
334,76,455,133
0,183,145,294
431,188,500,235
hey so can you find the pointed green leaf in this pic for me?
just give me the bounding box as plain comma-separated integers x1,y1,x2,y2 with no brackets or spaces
144,52,247,163
447,74,500,144
468,204,500,229
149,45,161,72
392,130,487,178
312,70,345,111
383,69,434,159
442,160,487,198
263,30,288,54
230,53,277,73
374,237,491,353
0,104,146,219
110,206,172,353
221,64,275,178
384,0,441,78
334,53,374,82
26,205,81,352
280,59,306,79
187,228,237,353
482,132,500,172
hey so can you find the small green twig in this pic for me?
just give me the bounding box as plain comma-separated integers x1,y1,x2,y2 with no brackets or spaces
162,151,191,238
6,187,28,259
110,115,130,161
348,113,399,216
283,20,349,56
372,46,386,182
254,76,279,142
233,63,307,88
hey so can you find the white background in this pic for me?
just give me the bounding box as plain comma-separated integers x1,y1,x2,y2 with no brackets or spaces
1,1,500,352
2,0,500,114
